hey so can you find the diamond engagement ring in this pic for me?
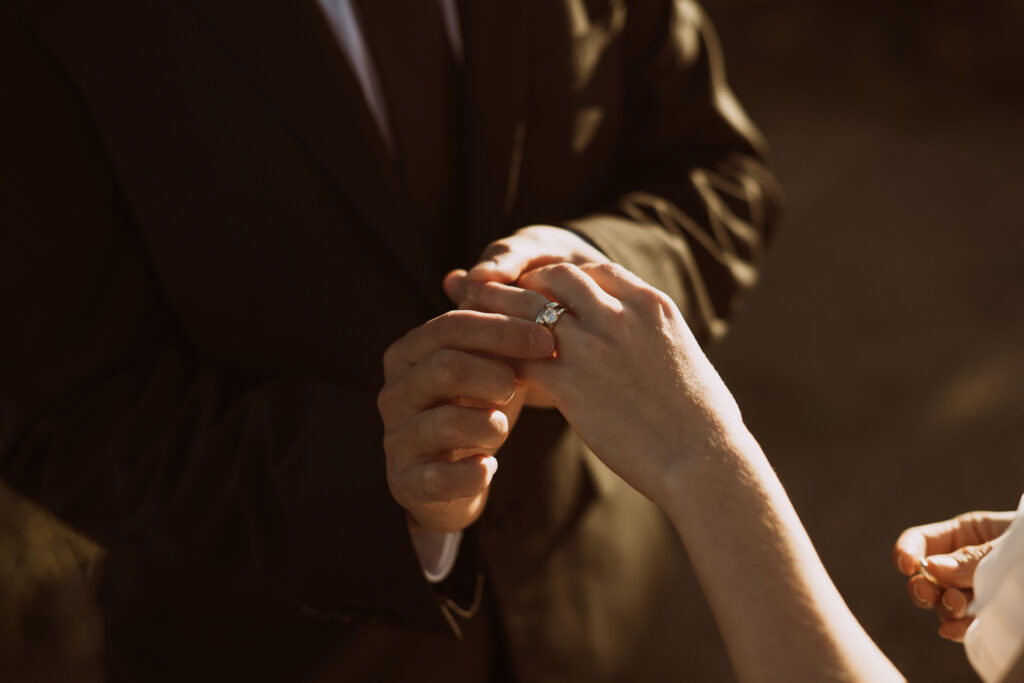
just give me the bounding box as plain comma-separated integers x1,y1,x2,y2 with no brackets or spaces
534,301,567,329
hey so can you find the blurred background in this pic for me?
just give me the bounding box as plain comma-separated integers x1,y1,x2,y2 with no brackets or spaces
1,0,1022,680
708,0,1024,680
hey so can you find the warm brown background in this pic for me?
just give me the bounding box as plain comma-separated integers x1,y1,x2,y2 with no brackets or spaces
709,0,1024,680
2,1,1022,681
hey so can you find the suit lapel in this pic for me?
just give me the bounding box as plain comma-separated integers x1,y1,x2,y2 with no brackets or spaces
187,0,447,310
189,0,532,293
459,0,531,263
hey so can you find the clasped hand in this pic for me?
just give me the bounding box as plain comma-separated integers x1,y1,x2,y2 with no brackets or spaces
378,225,610,533
380,237,746,536
894,510,1015,641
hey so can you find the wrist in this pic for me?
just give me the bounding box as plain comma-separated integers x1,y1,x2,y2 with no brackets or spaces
656,423,763,515
403,489,489,534
407,522,464,582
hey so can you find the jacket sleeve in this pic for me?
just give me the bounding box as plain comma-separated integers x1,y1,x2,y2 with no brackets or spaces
562,0,783,342
0,4,450,634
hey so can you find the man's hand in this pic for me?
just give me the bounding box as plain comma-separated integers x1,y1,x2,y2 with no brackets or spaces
378,310,554,533
893,510,1015,641
443,225,609,408
451,263,748,508
443,225,610,307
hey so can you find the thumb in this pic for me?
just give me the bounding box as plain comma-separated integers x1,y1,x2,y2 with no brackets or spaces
467,251,526,284
443,269,469,306
925,541,997,589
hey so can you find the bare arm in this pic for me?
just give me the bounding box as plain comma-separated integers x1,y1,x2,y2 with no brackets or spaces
464,263,902,682
661,428,901,682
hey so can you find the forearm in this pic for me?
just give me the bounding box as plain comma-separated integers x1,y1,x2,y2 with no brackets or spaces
660,431,902,683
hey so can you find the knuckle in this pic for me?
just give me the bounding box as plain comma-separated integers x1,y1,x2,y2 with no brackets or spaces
488,239,513,255
635,286,668,314
654,291,677,317
434,310,460,335
959,544,990,564
549,262,578,279
430,349,467,389
420,466,442,499
423,464,461,501
955,511,984,528
428,406,460,447
376,383,398,415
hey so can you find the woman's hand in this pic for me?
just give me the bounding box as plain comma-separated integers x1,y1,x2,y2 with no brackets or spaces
893,511,1015,641
467,263,907,682
461,262,749,506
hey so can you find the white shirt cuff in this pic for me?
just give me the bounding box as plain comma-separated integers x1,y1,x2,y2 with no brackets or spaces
410,529,463,584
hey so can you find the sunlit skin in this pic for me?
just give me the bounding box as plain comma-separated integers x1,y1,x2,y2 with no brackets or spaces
445,261,902,682
378,311,550,534
441,260,1022,682
893,511,1014,641
388,233,1021,679
379,225,606,547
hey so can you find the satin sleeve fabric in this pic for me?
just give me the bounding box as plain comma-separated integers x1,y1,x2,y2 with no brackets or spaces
965,494,1024,682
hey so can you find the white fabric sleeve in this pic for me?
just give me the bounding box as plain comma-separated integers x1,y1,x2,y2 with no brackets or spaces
964,494,1024,682
409,529,463,584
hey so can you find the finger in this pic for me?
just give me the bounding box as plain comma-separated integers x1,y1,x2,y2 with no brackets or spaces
937,618,973,643
893,512,1015,575
893,519,958,575
518,263,622,321
404,454,499,504
378,350,516,419
468,238,549,284
384,311,554,374
925,542,997,589
506,357,569,405
907,574,940,609
459,279,587,360
940,587,972,620
443,269,469,306
384,405,510,460
464,280,555,321
578,262,657,301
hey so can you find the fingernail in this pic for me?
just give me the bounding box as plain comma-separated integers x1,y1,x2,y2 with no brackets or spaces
913,581,930,604
942,592,956,611
928,555,958,570
918,558,941,586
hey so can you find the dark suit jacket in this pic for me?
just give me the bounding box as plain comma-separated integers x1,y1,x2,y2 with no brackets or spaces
0,0,781,680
